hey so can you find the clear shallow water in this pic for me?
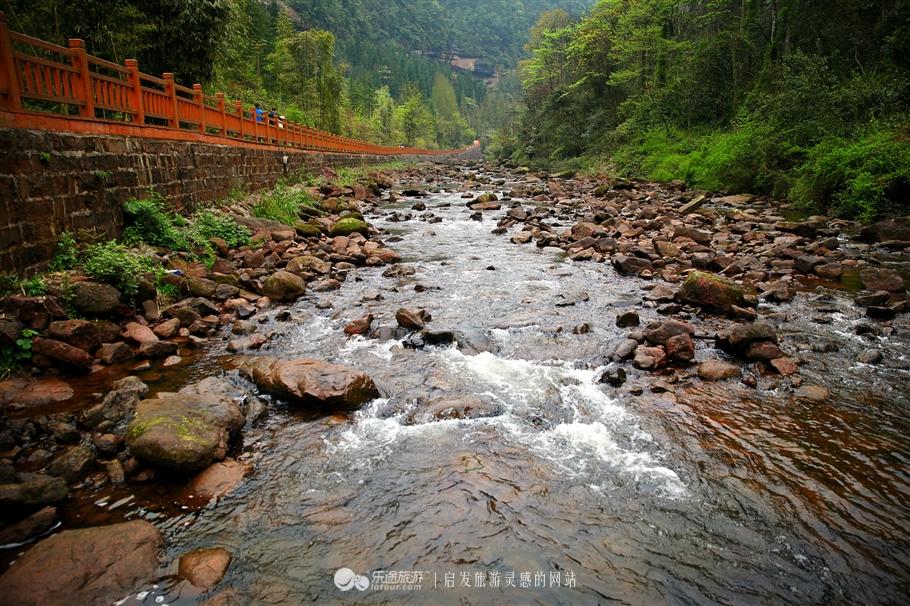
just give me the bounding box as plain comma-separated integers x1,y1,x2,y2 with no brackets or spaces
109,182,909,604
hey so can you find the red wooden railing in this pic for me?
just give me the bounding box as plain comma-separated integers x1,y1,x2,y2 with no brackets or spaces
0,13,464,156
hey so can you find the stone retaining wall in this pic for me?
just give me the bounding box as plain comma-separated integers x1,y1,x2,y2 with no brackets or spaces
0,128,427,274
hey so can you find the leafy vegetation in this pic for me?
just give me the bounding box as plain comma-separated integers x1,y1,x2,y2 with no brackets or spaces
82,242,159,297
500,0,910,221
0,328,39,378
252,186,320,226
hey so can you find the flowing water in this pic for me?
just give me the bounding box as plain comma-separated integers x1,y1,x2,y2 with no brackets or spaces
78,174,910,604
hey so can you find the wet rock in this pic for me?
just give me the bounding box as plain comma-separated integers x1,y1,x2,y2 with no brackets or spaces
866,306,897,320
745,341,785,362
677,272,746,315
31,337,92,370
858,349,883,365
396,308,432,330
0,520,162,606
153,318,181,339
859,267,905,292
770,356,798,376
860,218,910,243
97,342,134,365
633,345,667,369
674,226,712,244
855,291,891,307
0,506,57,546
81,376,149,429
344,314,374,336
179,547,232,591
139,340,179,359
46,445,95,483
697,359,741,381
717,322,778,356
93,433,123,456
261,271,306,301
239,356,379,411
123,322,158,345
47,320,101,353
665,333,695,363
616,311,640,328
70,281,121,317
0,377,73,409
185,459,252,500
796,384,829,402
331,217,370,236
599,366,627,387
608,338,639,362
405,395,502,424
795,255,824,274
814,263,844,281
613,255,652,275
644,320,695,346
0,473,68,507
287,255,331,275
126,393,243,473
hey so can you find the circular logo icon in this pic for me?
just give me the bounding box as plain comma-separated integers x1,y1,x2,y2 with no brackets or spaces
335,568,370,592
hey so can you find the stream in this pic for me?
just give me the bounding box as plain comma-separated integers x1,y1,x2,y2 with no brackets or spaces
69,169,909,604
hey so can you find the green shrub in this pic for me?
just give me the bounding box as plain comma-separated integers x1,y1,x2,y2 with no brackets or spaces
122,192,188,250
49,231,79,271
0,328,38,377
191,210,250,248
252,186,319,226
82,241,158,297
790,126,910,221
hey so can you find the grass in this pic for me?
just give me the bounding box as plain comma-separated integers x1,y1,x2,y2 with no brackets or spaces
252,186,321,225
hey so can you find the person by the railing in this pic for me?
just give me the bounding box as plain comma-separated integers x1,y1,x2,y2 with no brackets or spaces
254,104,265,123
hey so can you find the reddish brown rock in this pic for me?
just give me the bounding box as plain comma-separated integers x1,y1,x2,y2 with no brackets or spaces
179,547,232,590
0,520,162,606
677,272,746,314
344,314,375,336
31,337,92,370
396,308,431,330
47,320,101,353
184,459,252,500
697,359,741,381
123,322,159,345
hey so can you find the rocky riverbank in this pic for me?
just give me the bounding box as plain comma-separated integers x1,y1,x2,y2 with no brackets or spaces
0,159,908,604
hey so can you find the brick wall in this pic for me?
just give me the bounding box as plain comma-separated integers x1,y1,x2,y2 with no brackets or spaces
0,128,420,274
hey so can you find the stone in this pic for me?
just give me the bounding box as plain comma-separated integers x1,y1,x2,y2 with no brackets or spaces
0,473,68,507
239,356,379,411
609,338,639,362
262,271,306,301
81,376,149,429
0,377,73,408
139,340,179,359
330,218,370,237
287,255,332,275
187,277,217,298
644,320,695,346
796,384,829,402
866,306,897,320
179,547,232,591
665,333,695,363
599,366,627,387
94,433,123,456
633,345,667,369
860,218,910,243
859,267,905,292
674,226,712,244
97,342,134,365
717,322,778,356
47,320,101,353
858,349,883,364
679,195,706,214
746,341,785,362
814,263,844,280
396,308,431,330
405,395,502,424
123,322,159,345
770,357,798,376
613,255,652,275
0,506,57,546
344,314,375,336
0,520,162,606
153,318,181,339
795,255,824,274
30,337,92,370
184,459,252,500
126,393,243,473
677,272,746,314
46,445,95,483
698,359,740,381
70,281,121,316
616,311,640,328
855,291,891,307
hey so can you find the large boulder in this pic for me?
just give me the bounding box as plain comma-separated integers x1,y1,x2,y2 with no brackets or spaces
677,271,746,314
70,281,121,317
716,322,778,356
31,337,92,370
859,267,905,292
261,271,306,301
239,356,379,411
0,520,161,606
46,320,102,353
330,218,370,237
126,393,243,473
859,218,910,243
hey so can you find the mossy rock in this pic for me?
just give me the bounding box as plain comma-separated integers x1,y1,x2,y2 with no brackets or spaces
294,221,323,238
678,271,745,314
330,218,370,237
126,394,243,473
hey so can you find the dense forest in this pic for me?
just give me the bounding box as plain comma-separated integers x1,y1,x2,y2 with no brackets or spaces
494,0,910,220
1,0,592,150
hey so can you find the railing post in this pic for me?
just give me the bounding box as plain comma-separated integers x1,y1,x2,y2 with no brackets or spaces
68,39,93,118
125,59,143,125
216,92,226,135
192,83,205,133
251,105,258,141
0,12,21,111
163,72,178,127
234,100,243,139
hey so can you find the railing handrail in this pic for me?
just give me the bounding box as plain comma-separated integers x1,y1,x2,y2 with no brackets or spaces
0,12,471,156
